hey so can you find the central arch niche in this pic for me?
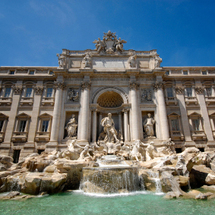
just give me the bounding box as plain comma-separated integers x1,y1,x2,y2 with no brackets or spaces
97,91,123,108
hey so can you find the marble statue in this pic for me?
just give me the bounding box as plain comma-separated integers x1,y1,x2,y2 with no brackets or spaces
142,141,158,161
128,55,136,68
129,140,143,161
68,89,79,102
154,55,162,68
65,115,78,138
56,54,65,68
78,144,92,161
143,113,155,137
115,37,127,52
101,113,119,143
82,52,92,68
93,38,106,53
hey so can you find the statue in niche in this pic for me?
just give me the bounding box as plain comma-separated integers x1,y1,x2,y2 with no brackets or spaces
65,115,78,138
143,113,155,137
128,55,137,68
101,113,119,143
82,52,92,68
68,88,79,102
93,38,106,53
115,37,127,52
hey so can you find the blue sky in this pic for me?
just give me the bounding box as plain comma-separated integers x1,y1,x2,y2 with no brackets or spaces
0,0,215,67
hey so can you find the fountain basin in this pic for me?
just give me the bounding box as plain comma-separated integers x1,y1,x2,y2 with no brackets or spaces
80,166,141,194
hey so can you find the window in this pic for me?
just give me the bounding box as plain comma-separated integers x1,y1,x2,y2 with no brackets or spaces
205,87,212,97
29,70,34,75
4,87,11,97
166,87,174,98
202,71,207,75
19,120,27,132
46,88,53,97
13,150,20,163
171,119,180,131
9,70,15,75
185,87,192,97
166,71,169,75
25,87,32,97
41,120,49,132
183,70,188,75
49,70,53,75
192,119,200,131
0,120,4,132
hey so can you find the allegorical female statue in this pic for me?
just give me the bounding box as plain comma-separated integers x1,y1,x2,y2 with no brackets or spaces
65,115,78,138
143,113,155,137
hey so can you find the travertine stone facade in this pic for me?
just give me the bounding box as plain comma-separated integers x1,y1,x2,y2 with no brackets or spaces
1,31,215,161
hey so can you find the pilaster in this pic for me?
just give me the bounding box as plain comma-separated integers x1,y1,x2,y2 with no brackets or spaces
4,82,22,149
195,86,214,142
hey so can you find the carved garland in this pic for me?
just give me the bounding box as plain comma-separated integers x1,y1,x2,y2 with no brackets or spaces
34,86,44,95
13,86,22,95
195,87,204,94
175,87,184,94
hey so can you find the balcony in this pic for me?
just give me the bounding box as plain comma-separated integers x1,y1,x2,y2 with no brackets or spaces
11,132,28,142
20,97,33,106
0,97,12,106
205,96,215,106
41,97,54,106
165,97,177,105
185,96,198,105
191,130,206,141
35,132,50,142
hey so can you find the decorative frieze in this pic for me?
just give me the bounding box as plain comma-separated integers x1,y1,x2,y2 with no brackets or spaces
67,88,79,102
141,89,152,102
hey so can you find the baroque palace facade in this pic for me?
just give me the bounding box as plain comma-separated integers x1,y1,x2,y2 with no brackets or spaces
0,31,215,162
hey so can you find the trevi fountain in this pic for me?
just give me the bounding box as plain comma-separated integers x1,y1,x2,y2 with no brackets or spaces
0,113,215,214
1,31,215,214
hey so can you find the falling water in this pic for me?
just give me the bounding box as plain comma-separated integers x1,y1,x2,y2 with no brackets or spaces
147,170,163,194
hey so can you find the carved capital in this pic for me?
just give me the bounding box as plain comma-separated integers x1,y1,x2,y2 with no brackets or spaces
129,82,139,90
195,87,204,94
34,86,44,95
153,82,163,91
175,87,184,94
54,81,66,90
81,81,91,90
13,86,22,95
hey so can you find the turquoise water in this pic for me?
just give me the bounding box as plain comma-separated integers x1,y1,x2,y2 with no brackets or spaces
0,191,215,215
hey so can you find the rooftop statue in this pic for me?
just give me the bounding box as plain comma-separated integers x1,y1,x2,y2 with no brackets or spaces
93,31,127,54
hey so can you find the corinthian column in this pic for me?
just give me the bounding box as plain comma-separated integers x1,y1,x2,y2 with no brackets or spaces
77,81,91,144
49,80,65,144
129,81,141,141
92,109,97,143
153,81,169,140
